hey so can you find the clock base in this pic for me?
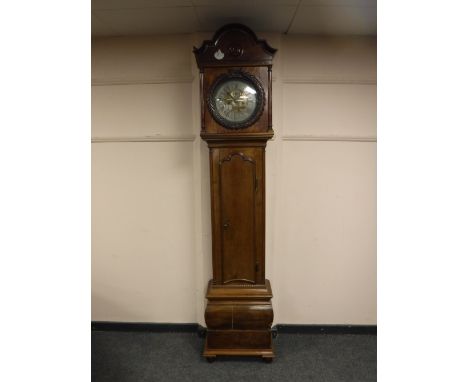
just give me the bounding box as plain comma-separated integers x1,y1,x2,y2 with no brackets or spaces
203,345,274,361
203,279,274,360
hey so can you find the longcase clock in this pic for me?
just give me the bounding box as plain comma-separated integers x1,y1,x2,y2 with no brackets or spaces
194,24,276,362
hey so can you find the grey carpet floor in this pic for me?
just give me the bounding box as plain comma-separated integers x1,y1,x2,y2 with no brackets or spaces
92,331,376,382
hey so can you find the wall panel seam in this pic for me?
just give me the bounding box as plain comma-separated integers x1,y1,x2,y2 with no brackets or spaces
90,77,376,86
282,78,376,85
92,135,196,143
282,135,376,142
92,76,194,86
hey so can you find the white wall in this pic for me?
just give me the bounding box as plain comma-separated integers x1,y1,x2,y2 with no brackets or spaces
92,33,376,325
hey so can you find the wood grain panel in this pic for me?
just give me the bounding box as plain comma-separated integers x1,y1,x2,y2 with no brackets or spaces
206,330,272,349
205,303,232,329
233,304,273,329
219,150,257,284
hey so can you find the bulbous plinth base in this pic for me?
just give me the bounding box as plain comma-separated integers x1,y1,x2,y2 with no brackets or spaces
203,279,274,361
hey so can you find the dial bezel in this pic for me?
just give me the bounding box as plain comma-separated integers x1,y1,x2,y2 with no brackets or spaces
207,70,265,130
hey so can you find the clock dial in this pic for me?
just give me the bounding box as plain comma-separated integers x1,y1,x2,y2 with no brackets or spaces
214,80,258,123
208,71,265,129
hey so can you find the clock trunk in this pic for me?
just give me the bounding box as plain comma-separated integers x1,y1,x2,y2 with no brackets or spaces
210,146,265,285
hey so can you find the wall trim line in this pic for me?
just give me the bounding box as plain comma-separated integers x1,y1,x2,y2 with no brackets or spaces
91,321,376,335
91,321,201,333
92,135,196,143
91,77,375,86
282,135,376,142
273,324,377,335
282,78,376,85
92,76,194,86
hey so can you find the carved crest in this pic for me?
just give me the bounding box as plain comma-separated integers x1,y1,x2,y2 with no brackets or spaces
193,24,277,68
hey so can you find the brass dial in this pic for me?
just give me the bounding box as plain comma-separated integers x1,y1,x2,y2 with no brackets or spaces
214,80,258,123
207,71,265,130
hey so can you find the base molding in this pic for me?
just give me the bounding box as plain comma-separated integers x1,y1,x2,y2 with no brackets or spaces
91,322,201,333
203,342,274,362
274,324,377,335
91,322,377,336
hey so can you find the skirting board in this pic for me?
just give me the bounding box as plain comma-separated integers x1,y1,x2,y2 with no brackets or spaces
91,322,376,335
274,324,376,335
91,322,201,333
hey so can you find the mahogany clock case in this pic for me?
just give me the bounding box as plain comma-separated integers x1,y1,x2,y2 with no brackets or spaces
194,24,276,361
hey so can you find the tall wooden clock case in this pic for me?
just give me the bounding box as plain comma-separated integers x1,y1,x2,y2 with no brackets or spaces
194,24,276,362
